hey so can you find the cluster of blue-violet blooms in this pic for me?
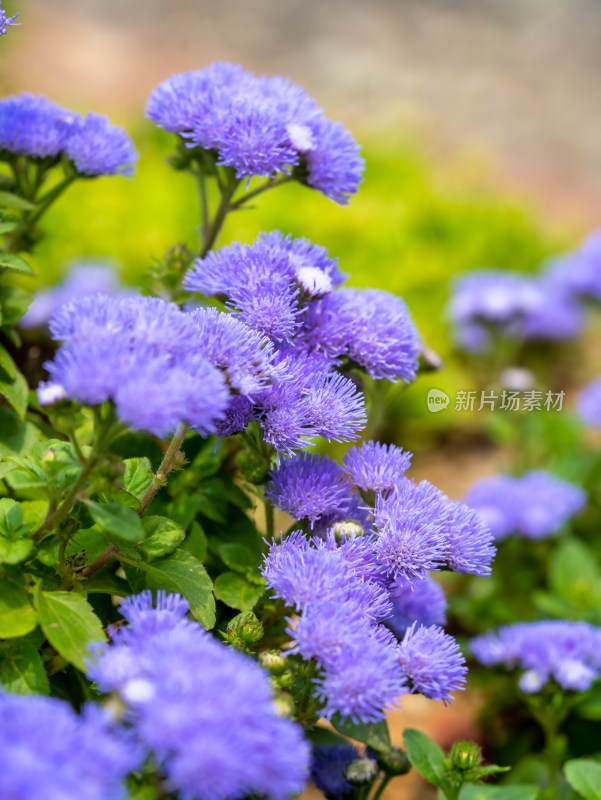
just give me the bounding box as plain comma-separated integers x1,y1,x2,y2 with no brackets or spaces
464,471,586,541
446,229,601,353
0,58,504,800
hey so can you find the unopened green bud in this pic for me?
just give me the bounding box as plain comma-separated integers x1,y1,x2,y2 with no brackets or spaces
448,740,482,771
273,690,295,718
223,612,263,651
368,746,411,776
259,650,287,675
345,758,378,785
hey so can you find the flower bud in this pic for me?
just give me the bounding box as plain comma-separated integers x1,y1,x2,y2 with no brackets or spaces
448,740,482,771
368,746,411,776
345,757,378,785
222,612,263,651
259,650,287,675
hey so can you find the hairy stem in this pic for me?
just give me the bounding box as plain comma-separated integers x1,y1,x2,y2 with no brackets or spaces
199,172,240,257
33,457,98,544
79,543,119,579
263,496,275,543
138,422,189,515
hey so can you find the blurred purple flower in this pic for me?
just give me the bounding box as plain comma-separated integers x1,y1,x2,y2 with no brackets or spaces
65,112,138,176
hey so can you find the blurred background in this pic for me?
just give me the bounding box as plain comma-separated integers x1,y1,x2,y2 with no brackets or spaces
3,1,601,795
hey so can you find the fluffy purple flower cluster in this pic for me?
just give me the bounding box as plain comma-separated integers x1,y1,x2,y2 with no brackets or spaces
146,62,364,204
471,621,601,693
266,443,495,578
578,375,601,429
263,531,468,720
0,93,136,175
448,268,585,353
38,294,282,437
386,574,447,638
186,233,419,451
464,471,586,541
88,591,310,800
0,692,139,800
546,231,601,304
0,2,18,35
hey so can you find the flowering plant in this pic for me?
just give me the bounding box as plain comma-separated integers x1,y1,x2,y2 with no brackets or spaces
0,53,532,800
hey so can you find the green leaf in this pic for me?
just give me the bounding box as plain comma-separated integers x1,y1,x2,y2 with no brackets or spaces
213,571,264,612
330,714,391,753
85,501,146,545
196,478,227,523
218,543,257,573
0,640,49,695
0,285,31,326
182,520,207,562
564,758,601,800
0,344,16,379
119,457,153,506
169,493,203,530
458,786,539,800
549,540,600,606
137,515,185,560
0,498,34,564
127,549,215,629
0,497,23,531
404,729,446,786
0,367,28,420
0,252,34,275
83,572,130,597
36,590,106,671
0,407,40,458
0,581,37,637
0,191,35,210
0,220,18,235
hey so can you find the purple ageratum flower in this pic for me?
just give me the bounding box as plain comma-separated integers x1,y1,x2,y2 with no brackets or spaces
545,232,601,304
464,472,586,541
0,92,79,158
471,621,601,694
315,625,407,723
398,623,467,703
444,499,495,577
89,591,310,800
0,3,19,35
65,112,138,176
448,270,543,352
521,272,586,343
300,288,420,382
303,372,366,442
189,306,280,396
185,232,343,342
146,62,363,203
386,574,447,639
265,452,351,525
215,394,254,438
20,260,126,329
311,744,360,800
343,440,412,496
0,692,139,800
374,478,494,580
40,295,230,437
373,480,449,580
578,375,601,429
302,116,365,205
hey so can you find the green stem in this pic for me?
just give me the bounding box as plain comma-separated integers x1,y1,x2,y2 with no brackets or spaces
263,495,275,542
138,422,189,515
6,172,76,253
79,542,119,579
199,172,240,257
32,410,121,544
371,776,392,800
229,175,293,210
298,660,318,723
194,163,210,246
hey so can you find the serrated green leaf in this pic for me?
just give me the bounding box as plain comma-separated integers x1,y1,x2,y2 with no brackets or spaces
138,515,185,560
121,457,153,504
564,759,601,800
85,501,145,545
0,581,37,637
330,714,392,753
458,785,539,800
0,191,35,210
126,549,215,629
36,590,106,671
0,640,49,695
0,498,34,564
214,571,264,612
218,543,256,573
0,497,23,531
0,367,28,420
0,252,34,275
404,729,445,786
